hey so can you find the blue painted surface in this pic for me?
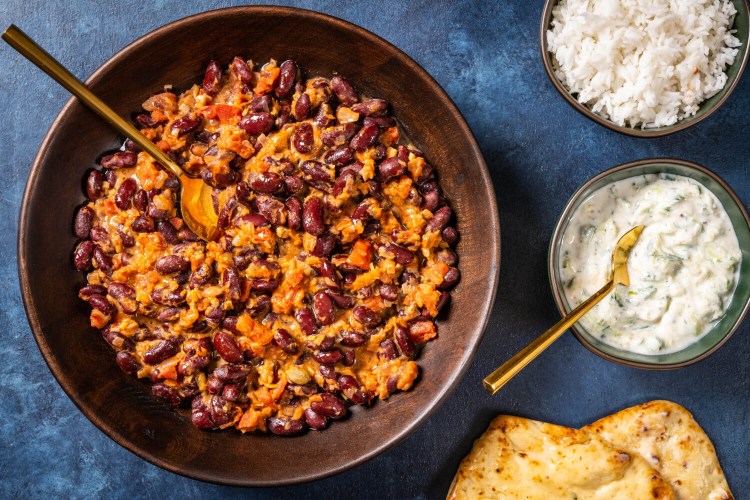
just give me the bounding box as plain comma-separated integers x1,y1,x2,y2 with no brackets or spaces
1,0,749,497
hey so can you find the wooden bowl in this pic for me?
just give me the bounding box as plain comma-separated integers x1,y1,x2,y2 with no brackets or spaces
18,6,500,486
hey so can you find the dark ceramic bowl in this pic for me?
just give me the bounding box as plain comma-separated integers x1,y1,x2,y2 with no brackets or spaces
549,158,750,368
17,6,500,486
540,0,750,137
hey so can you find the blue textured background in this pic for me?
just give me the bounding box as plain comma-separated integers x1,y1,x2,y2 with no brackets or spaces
1,1,749,497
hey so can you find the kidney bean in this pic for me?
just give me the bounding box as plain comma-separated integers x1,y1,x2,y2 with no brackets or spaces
85,170,104,201
206,374,224,394
151,286,186,306
425,205,452,233
274,60,298,98
349,122,379,152
324,146,354,166
217,196,237,231
155,255,188,274
108,282,137,313
307,335,335,352
438,267,461,290
338,330,366,347
330,169,354,198
156,307,182,322
129,215,153,233
115,178,137,210
394,326,415,358
421,190,439,212
283,176,304,196
78,284,106,299
304,408,329,430
230,56,253,83
300,160,332,185
219,384,240,402
319,259,340,285
213,331,244,363
117,228,134,248
148,201,170,220
312,291,335,326
379,283,399,302
302,197,325,236
442,226,459,246
89,226,109,246
379,339,399,361
384,244,413,266
340,348,354,367
268,417,306,436
436,250,458,268
280,197,301,231
436,291,450,313
143,338,178,365
73,240,95,270
338,374,367,404
310,234,335,259
155,219,180,244
135,112,160,128
255,195,286,226
312,348,342,365
248,171,282,193
191,408,215,430
116,351,141,375
213,363,252,384
321,123,358,147
352,305,380,327
177,355,209,377
250,94,273,113
292,123,314,154
239,112,274,135
295,307,316,336
363,116,397,129
105,330,139,354
233,213,269,229
74,206,94,239
209,395,232,426
92,247,114,274
224,267,242,301
351,99,388,116
171,114,202,136
130,188,147,211
310,393,347,419
250,278,280,292
101,151,137,169
273,328,299,355
151,384,182,408
331,76,358,106
203,59,222,96
313,102,336,128
326,291,355,310
293,92,311,120
88,294,116,317
378,157,406,181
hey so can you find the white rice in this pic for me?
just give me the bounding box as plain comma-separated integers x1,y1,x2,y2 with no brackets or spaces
547,0,741,128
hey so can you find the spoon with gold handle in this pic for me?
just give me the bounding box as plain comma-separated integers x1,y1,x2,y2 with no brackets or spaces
2,24,219,241
483,225,645,395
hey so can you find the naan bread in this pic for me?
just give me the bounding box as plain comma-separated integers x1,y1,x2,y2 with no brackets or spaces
448,415,674,499
582,400,733,500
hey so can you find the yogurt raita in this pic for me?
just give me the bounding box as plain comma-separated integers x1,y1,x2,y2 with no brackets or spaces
559,173,741,355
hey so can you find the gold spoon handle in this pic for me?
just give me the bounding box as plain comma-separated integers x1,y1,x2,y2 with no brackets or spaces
2,24,183,179
483,279,616,395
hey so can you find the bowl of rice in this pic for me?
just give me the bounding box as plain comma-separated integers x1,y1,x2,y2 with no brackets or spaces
541,0,749,137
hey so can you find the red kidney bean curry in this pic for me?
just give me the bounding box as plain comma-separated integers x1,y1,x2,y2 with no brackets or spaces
72,57,460,435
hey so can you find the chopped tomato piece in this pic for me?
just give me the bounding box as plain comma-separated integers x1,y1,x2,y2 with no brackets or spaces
254,67,280,95
347,239,372,271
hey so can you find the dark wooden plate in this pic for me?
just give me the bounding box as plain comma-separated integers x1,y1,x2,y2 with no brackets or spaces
18,6,500,486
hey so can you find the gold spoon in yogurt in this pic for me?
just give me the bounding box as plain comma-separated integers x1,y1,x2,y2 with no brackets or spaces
483,225,645,395
2,25,219,241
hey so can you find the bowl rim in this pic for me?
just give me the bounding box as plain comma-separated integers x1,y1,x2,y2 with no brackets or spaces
16,5,500,486
539,0,750,138
547,157,750,369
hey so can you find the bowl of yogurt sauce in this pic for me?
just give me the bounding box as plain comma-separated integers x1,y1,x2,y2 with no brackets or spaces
549,158,750,368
